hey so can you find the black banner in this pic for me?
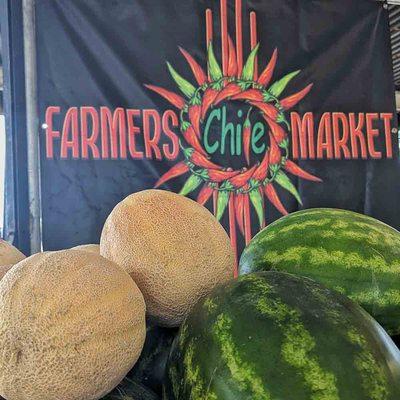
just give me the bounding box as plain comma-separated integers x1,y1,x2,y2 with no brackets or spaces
36,0,398,258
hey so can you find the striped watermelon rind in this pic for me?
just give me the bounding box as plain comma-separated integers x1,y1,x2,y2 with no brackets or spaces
239,208,400,335
164,272,400,400
128,324,177,395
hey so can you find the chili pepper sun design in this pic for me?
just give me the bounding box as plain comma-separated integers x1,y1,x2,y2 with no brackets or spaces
145,0,322,270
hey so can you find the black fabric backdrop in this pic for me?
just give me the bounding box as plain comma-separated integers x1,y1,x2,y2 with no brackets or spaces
35,0,398,255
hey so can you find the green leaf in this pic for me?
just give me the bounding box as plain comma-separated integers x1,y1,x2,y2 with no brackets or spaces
276,112,289,128
249,189,264,228
182,147,194,159
190,93,202,106
199,169,210,179
275,170,303,205
181,121,190,132
270,164,280,174
216,191,230,221
180,174,203,196
211,81,224,91
269,70,300,98
167,63,196,98
279,138,289,150
241,44,260,81
208,43,223,82
238,81,252,91
263,91,274,102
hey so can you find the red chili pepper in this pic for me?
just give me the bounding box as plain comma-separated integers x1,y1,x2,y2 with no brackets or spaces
265,183,288,215
182,125,208,157
227,35,238,77
213,83,242,106
229,165,257,189
242,119,251,166
269,133,282,165
243,194,252,245
197,184,214,205
145,84,186,110
201,88,219,120
253,151,270,181
280,84,313,110
234,193,245,235
190,151,221,170
208,169,240,183
264,115,287,144
250,101,279,121
258,48,278,87
179,47,208,86
284,159,322,182
155,162,190,188
189,104,202,138
228,194,238,272
259,187,266,229
231,88,264,102
213,188,218,216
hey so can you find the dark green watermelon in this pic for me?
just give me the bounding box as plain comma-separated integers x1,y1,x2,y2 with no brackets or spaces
392,335,400,350
128,324,178,395
239,208,400,335
101,377,159,400
164,272,400,400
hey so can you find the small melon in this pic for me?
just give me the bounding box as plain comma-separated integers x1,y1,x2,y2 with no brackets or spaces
71,244,100,254
100,189,234,327
0,239,25,266
0,265,13,281
0,250,146,400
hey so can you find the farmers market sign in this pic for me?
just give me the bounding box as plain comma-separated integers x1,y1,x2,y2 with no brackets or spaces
40,0,397,255
44,106,395,160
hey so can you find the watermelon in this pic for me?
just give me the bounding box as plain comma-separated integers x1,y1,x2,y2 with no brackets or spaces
128,324,178,395
101,377,160,400
393,336,400,352
164,272,400,400
239,208,400,335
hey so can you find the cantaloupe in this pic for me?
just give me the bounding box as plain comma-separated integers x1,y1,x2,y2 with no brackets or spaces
0,265,12,281
0,239,25,266
71,244,100,254
100,189,234,327
0,250,146,400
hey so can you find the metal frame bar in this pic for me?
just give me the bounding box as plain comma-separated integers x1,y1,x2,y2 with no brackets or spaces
1,0,31,254
22,0,41,253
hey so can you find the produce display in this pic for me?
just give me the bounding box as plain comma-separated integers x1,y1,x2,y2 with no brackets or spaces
0,250,146,400
0,239,25,266
100,189,235,327
164,272,400,400
71,244,100,254
240,208,400,335
1,191,400,400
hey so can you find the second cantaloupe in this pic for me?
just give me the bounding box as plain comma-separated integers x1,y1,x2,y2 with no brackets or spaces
100,189,234,327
